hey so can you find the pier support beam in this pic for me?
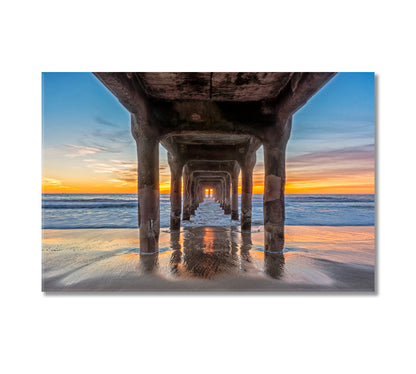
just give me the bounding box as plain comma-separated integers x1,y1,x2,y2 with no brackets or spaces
224,173,231,215
219,179,225,211
95,72,335,257
240,152,256,232
263,117,292,252
132,114,160,254
199,185,204,202
183,165,191,220
168,153,182,231
190,177,197,215
231,169,239,220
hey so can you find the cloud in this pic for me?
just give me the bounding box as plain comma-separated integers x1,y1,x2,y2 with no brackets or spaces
74,127,133,156
42,177,74,190
253,162,265,185
83,159,138,185
287,144,374,166
65,144,104,158
65,127,133,157
81,158,173,188
248,144,374,189
94,116,120,128
285,144,374,187
66,129,134,157
112,167,137,183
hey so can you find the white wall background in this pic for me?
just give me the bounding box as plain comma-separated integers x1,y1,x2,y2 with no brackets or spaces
1,1,414,373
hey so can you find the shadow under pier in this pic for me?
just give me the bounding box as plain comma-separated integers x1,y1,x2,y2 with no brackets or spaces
144,226,286,279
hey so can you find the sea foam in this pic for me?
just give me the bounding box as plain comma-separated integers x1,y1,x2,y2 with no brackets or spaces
42,193,374,229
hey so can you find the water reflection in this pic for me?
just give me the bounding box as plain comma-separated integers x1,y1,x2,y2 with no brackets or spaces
169,231,182,274
240,231,252,262
43,226,375,291
182,227,236,278
165,226,285,280
230,228,239,259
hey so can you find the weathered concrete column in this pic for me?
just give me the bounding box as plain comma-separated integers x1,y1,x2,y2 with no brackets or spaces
190,177,197,215
194,183,201,208
263,117,292,252
182,165,191,220
240,152,256,231
169,231,182,274
214,184,220,202
199,185,204,202
168,152,182,231
231,173,239,220
240,231,252,265
199,183,204,201
264,252,285,278
224,173,231,215
219,179,225,210
132,114,160,254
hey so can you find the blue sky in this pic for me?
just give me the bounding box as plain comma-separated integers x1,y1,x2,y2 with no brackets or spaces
42,72,374,193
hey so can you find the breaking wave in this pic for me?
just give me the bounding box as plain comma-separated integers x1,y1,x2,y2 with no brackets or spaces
42,194,374,229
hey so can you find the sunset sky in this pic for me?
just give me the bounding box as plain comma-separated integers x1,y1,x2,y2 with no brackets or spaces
42,72,374,194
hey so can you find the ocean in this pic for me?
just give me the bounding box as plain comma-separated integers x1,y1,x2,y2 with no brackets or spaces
42,194,375,229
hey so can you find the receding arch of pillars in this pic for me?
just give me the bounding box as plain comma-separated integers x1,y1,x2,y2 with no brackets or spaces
190,171,232,215
185,160,240,220
195,177,227,213
94,72,335,254
168,138,261,231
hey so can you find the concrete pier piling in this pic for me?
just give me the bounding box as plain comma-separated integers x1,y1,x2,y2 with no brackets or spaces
95,72,335,254
263,117,292,252
168,153,182,231
131,114,160,254
231,164,240,220
182,165,191,221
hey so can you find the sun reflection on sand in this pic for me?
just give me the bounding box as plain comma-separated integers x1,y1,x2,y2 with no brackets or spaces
42,225,375,291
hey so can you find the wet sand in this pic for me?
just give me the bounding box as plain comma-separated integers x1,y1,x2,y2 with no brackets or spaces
42,225,374,292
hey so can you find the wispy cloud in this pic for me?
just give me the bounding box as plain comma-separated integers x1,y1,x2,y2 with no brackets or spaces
287,144,374,166
80,158,172,188
253,162,264,185
65,144,104,158
75,127,133,155
94,116,120,128
83,159,137,185
42,177,75,191
111,162,137,183
65,126,133,157
285,144,374,191
250,144,374,189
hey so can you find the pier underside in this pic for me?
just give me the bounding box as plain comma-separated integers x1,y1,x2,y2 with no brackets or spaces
94,72,335,254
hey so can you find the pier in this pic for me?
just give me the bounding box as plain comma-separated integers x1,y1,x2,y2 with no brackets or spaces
94,73,334,254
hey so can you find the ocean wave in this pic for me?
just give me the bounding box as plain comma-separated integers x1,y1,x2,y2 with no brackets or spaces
42,203,137,209
42,223,374,229
285,196,374,203
42,194,374,228
42,198,136,203
42,225,139,229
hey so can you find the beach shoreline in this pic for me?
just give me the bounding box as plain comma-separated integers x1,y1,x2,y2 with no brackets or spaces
42,225,374,292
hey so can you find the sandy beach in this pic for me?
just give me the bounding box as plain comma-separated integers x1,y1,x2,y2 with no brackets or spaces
42,225,374,292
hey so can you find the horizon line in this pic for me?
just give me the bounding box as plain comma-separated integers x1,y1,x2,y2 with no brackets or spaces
42,192,375,195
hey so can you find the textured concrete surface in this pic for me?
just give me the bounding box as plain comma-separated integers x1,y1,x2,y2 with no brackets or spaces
94,72,335,252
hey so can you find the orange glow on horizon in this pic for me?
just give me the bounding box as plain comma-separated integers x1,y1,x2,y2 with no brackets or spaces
42,167,374,195
42,181,374,194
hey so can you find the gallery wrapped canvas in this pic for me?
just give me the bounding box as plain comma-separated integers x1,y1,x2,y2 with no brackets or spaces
42,72,375,291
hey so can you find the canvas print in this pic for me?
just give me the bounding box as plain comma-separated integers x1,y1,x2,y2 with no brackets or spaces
42,72,375,291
